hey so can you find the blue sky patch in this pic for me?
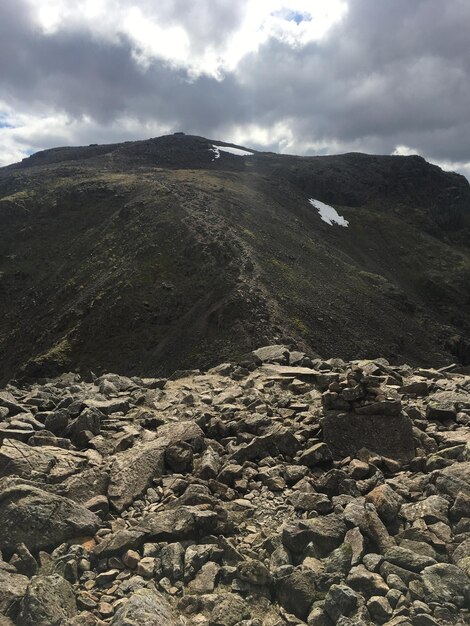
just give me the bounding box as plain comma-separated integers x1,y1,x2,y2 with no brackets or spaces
0,115,14,129
286,11,312,25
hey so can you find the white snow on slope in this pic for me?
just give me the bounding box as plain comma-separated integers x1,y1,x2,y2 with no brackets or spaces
210,144,254,160
309,198,349,227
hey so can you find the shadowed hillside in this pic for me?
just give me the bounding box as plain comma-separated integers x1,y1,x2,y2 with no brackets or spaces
0,133,469,383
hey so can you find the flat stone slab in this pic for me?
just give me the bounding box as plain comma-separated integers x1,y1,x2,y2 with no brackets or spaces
260,365,319,380
321,412,415,461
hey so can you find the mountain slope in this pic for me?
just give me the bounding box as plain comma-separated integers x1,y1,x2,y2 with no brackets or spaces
0,133,469,382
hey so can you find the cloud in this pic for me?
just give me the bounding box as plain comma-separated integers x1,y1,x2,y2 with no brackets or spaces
0,0,469,180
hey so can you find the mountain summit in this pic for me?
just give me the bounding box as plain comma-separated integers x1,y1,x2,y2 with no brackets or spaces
0,133,469,382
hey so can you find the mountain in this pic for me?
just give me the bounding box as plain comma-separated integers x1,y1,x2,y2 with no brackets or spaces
0,133,469,383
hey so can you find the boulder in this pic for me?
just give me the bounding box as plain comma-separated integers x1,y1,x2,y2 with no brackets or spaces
0,439,89,481
321,413,415,461
365,484,404,525
229,426,301,463
110,588,178,625
0,569,29,620
422,563,470,603
324,584,359,622
140,505,231,542
209,593,251,626
426,401,457,421
108,440,165,512
155,420,205,450
343,498,395,553
400,495,449,524
299,443,333,467
92,529,145,559
16,575,77,626
251,345,290,365
0,478,100,553
0,392,27,416
384,547,436,573
276,568,318,620
435,461,470,498
347,565,389,597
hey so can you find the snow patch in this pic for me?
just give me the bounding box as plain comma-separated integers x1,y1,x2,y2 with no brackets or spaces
309,198,349,227
210,144,253,160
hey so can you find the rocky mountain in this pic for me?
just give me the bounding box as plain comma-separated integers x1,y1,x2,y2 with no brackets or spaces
0,346,469,625
1,133,470,384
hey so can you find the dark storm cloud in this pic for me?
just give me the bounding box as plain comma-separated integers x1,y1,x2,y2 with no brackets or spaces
0,0,246,132
1,0,470,174
236,0,470,160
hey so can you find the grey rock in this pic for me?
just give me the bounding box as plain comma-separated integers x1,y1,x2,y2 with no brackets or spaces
321,413,415,461
324,584,359,621
384,547,436,573
161,542,184,582
0,439,89,481
252,345,290,365
435,461,470,497
366,595,393,623
366,484,404,525
299,443,332,467
276,568,318,620
16,574,77,626
400,496,449,524
343,498,395,553
187,561,220,594
0,478,100,552
108,439,165,512
422,563,470,603
229,426,301,463
0,569,29,620
209,592,251,626
110,588,178,625
347,565,389,597
92,529,145,559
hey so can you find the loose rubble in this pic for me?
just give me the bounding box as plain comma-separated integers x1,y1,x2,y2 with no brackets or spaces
0,346,469,625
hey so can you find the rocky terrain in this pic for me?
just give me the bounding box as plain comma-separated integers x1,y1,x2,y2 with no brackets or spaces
0,345,469,625
1,133,470,384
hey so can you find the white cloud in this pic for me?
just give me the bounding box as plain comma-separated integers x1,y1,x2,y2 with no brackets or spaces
25,0,347,78
392,145,420,157
0,103,172,166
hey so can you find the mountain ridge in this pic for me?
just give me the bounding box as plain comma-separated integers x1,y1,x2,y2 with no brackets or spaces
0,133,469,384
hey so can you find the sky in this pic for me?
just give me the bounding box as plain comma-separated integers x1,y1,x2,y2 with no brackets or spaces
1,0,470,180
